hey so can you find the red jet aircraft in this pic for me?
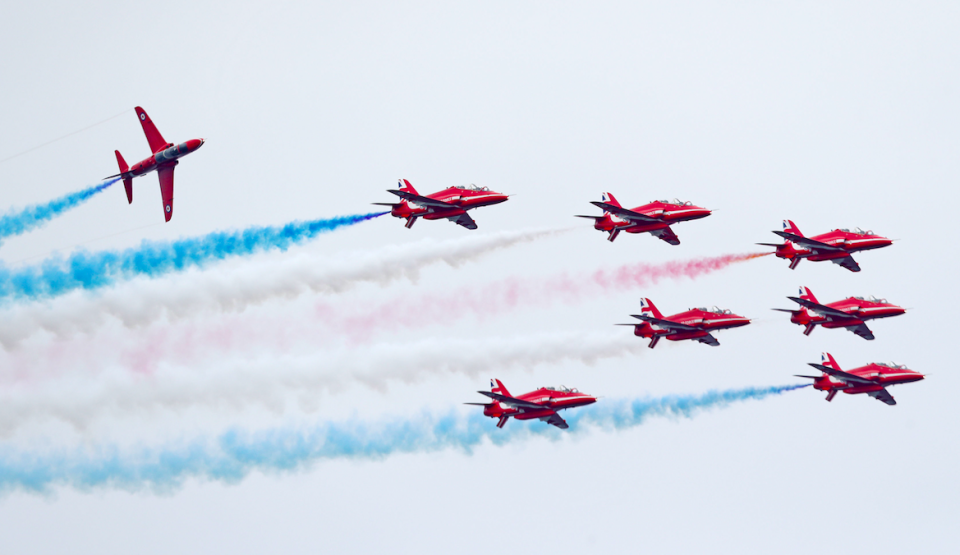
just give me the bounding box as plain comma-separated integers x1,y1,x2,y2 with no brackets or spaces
105,107,204,222
621,298,751,348
576,192,711,244
796,353,924,406
774,286,906,340
375,179,508,230
465,379,597,429
758,220,892,272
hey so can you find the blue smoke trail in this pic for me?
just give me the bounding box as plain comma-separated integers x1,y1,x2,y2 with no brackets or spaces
0,211,388,303
0,179,119,243
0,384,806,494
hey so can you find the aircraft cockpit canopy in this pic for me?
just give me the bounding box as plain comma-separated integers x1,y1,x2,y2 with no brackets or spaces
876,362,908,370
657,198,693,206
694,306,733,314
839,227,874,235
461,184,490,192
853,295,888,303
544,385,579,393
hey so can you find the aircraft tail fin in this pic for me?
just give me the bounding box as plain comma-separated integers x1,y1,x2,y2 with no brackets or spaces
115,150,133,204
398,178,419,196
798,286,818,304
820,352,841,371
134,106,169,153
782,219,803,237
490,379,511,399
639,297,663,319
599,192,621,211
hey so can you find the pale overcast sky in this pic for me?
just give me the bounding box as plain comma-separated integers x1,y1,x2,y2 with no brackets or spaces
0,2,957,553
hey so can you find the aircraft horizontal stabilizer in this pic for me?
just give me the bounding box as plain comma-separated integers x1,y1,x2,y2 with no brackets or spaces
590,201,659,222
478,390,544,410
787,297,851,318
808,363,877,385
630,314,700,331
388,189,454,208
756,242,783,247
771,308,797,313
794,374,821,380
773,231,842,252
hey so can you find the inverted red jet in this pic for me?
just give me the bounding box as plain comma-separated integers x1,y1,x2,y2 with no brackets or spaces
105,107,204,222
621,298,751,348
774,286,905,340
758,220,892,272
375,179,508,230
577,192,711,244
796,353,924,406
465,379,597,429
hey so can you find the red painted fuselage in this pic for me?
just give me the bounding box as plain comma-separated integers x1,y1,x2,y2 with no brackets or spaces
467,379,597,429
108,106,204,222
776,286,905,340
625,298,750,348
377,179,508,230
579,192,711,245
797,353,923,406
761,220,892,272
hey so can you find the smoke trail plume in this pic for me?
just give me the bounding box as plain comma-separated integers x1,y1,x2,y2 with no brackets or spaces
0,179,119,243
0,331,640,432
0,228,565,347
0,384,807,494
318,252,770,337
0,211,386,304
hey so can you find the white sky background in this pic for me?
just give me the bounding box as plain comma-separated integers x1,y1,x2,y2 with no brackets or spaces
0,1,958,553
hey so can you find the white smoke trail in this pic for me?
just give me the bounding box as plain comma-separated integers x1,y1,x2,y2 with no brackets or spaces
0,331,640,434
0,228,566,348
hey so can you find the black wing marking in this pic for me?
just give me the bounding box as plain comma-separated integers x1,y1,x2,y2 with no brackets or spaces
590,202,660,223
694,333,720,346
630,314,700,331
541,412,569,429
651,226,680,245
832,255,862,272
868,388,897,406
388,189,455,208
450,212,477,230
848,323,876,340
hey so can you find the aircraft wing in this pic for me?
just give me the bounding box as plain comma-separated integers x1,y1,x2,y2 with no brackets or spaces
135,106,169,153
478,391,544,410
540,412,569,429
847,323,875,341
832,255,861,272
590,202,660,223
694,333,720,346
787,297,853,319
631,314,700,331
157,165,175,222
808,363,877,385
867,388,897,406
388,189,455,209
450,212,477,230
772,231,843,252
651,226,680,245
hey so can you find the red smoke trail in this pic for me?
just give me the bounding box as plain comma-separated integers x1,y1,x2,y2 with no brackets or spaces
317,252,770,339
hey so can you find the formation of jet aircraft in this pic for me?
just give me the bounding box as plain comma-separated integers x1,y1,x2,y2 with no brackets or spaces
105,107,204,222
774,286,905,340
620,298,750,349
92,109,918,423
465,379,597,429
795,353,924,406
758,220,892,272
577,192,711,245
375,179,508,230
